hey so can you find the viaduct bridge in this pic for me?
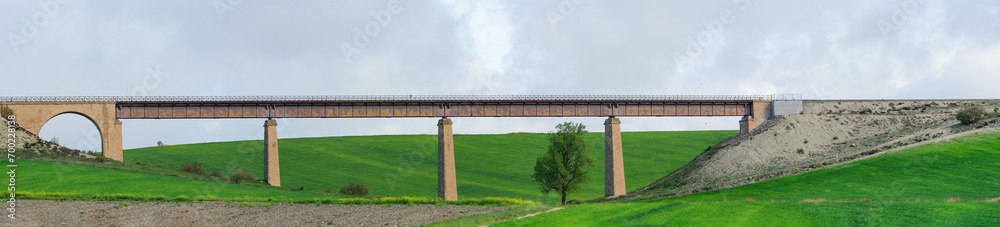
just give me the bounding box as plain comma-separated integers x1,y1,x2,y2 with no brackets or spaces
1,95,779,200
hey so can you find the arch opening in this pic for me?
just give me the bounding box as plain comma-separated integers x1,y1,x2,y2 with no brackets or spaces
38,112,104,154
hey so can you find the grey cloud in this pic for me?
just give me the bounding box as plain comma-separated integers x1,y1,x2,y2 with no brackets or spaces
5,0,999,150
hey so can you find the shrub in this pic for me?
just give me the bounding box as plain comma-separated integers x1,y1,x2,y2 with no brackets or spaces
209,171,222,178
566,199,584,205
94,155,107,163
956,106,986,125
230,172,256,184
339,182,370,197
174,195,190,202
0,105,13,118
180,161,206,175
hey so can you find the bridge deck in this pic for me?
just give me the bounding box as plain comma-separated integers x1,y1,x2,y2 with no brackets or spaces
1,95,776,119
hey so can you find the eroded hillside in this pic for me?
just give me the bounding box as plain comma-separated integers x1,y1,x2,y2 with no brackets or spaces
631,100,1000,200
3,116,97,160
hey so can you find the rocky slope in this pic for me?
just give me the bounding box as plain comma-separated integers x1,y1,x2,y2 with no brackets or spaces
2,117,93,160
631,100,1000,200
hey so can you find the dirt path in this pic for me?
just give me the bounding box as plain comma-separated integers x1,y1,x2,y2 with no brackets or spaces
5,200,504,227
476,207,564,227
515,207,563,220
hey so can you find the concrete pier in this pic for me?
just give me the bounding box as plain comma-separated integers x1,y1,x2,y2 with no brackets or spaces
604,117,626,197
437,117,457,201
264,119,280,186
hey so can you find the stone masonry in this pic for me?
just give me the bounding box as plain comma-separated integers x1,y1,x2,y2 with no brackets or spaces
437,118,457,201
604,117,626,197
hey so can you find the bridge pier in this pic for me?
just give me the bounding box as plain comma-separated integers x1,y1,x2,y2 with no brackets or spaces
264,119,280,186
604,117,626,197
437,117,457,201
105,119,123,161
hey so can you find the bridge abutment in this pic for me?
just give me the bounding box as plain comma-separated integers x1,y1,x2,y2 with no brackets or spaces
437,117,457,201
740,100,774,134
264,119,281,186
2,102,124,161
604,117,626,197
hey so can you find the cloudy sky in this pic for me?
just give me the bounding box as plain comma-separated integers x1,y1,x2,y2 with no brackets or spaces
2,0,998,151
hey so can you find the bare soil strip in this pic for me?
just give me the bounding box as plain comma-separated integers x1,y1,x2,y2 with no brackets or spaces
7,200,504,227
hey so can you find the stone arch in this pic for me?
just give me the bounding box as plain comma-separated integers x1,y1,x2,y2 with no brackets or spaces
39,111,105,153
1,102,123,161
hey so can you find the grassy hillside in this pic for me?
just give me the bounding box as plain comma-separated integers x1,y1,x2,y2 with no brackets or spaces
13,159,330,201
492,132,1000,226
125,131,737,204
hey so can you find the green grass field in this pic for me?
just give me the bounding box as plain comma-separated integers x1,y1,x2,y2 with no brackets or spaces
492,132,1000,226
124,131,737,204
13,159,329,201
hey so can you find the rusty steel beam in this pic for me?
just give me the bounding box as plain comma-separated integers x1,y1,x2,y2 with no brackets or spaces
2,95,771,118
1,95,780,103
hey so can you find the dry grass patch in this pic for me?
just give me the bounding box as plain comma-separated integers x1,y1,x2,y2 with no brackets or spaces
744,198,757,203
980,197,999,203
801,198,828,203
858,198,872,202
946,198,964,203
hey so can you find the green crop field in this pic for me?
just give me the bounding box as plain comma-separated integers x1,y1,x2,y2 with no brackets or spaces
124,131,737,204
492,132,1000,226
12,159,330,201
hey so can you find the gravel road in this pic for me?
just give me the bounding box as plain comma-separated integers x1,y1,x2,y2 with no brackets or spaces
5,200,503,227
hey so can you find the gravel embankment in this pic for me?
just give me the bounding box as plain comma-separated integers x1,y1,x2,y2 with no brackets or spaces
6,200,503,226
636,100,1000,199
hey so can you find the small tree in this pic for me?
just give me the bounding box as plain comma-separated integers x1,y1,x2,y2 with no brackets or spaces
532,122,595,205
157,141,163,146
956,106,986,125
50,137,59,145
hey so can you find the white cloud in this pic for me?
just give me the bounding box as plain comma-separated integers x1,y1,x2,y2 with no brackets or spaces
3,1,1000,150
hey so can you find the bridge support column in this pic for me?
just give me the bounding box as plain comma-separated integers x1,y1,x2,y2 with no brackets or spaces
104,119,124,162
264,119,280,186
437,117,457,201
604,117,626,197
741,100,773,134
